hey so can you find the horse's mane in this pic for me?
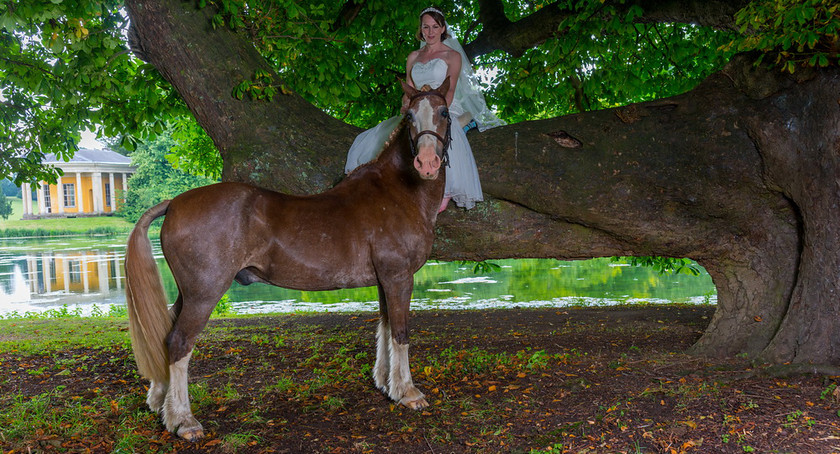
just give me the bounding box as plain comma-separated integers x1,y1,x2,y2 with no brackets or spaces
380,115,410,155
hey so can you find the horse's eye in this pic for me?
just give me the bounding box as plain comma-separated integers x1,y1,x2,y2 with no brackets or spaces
441,109,449,118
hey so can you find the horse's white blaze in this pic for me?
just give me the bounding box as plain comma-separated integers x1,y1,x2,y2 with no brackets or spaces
373,320,391,392
414,98,438,150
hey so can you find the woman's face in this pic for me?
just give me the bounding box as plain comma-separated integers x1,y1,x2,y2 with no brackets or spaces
420,14,444,44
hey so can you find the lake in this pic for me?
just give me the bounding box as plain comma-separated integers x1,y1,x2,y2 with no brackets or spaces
0,236,716,317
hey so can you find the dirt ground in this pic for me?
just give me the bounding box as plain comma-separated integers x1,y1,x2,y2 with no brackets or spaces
4,306,840,453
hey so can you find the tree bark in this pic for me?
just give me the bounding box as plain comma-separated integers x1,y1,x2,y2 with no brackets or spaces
125,0,840,365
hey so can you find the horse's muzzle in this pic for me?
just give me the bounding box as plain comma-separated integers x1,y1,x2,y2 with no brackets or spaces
413,150,441,180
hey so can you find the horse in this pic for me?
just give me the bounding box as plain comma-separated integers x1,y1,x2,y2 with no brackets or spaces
124,77,453,441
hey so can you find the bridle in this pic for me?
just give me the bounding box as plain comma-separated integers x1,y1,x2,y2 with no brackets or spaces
406,90,452,168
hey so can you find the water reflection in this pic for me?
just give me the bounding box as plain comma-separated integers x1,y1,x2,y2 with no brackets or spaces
0,239,126,315
0,237,717,317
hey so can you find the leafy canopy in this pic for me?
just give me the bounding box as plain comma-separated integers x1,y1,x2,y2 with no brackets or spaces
1,0,837,182
0,0,185,184
117,129,215,223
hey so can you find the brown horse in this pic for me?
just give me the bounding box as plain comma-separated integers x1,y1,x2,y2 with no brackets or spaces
125,78,453,441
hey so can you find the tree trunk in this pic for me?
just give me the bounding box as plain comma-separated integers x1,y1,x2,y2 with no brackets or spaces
125,0,840,365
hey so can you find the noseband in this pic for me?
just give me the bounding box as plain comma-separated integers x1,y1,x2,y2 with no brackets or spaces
406,91,452,168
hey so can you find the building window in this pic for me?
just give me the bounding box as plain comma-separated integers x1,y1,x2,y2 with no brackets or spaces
68,260,82,284
105,183,111,207
42,186,52,213
63,183,76,208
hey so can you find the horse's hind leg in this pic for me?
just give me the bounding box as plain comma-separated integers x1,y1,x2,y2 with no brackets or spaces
161,293,218,441
147,293,183,414
373,285,391,393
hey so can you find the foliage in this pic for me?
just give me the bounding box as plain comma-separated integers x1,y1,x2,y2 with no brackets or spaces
211,0,739,125
0,0,187,184
459,259,502,274
1,178,21,197
0,190,11,220
725,0,840,72
168,116,223,179
613,256,701,276
2,0,837,181
118,129,216,223
0,303,127,320
0,225,127,238
489,2,739,121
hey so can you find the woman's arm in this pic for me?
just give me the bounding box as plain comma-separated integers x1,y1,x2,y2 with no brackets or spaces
402,51,420,113
443,49,461,106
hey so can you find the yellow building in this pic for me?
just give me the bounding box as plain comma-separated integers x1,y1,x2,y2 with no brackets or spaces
20,149,135,219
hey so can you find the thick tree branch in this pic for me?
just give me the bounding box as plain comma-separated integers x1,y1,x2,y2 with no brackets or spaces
463,0,748,59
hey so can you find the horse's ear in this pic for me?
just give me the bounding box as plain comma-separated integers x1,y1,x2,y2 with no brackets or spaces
437,76,451,98
401,79,419,98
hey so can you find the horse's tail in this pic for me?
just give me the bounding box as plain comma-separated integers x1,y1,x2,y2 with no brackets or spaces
125,199,173,383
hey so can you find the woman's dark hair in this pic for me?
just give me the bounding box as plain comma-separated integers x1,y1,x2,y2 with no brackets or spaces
416,9,450,42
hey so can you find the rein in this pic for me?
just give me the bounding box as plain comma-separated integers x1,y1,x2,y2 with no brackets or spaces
406,91,452,168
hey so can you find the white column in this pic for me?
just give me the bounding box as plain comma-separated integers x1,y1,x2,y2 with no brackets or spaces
81,255,90,294
91,172,103,214
21,182,31,217
39,183,49,214
56,175,65,214
108,172,116,212
27,257,38,293
113,252,122,291
41,254,52,293
62,256,70,293
98,257,109,294
76,172,85,213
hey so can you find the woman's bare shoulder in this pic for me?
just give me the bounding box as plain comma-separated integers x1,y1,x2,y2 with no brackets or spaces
407,49,423,64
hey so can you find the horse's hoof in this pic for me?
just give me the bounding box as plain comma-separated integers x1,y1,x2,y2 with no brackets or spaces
401,397,429,410
177,425,205,442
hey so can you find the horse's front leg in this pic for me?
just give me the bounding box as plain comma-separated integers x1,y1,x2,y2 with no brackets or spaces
380,278,428,410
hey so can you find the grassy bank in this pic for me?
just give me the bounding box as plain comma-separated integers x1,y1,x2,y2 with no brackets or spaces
1,307,838,453
0,197,134,238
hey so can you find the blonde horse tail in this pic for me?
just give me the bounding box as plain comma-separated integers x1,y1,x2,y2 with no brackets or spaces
125,200,173,383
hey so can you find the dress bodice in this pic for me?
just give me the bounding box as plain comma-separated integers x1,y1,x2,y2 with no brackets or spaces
411,58,448,89
411,58,464,116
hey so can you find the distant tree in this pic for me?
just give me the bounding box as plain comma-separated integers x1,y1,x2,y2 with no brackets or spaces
0,191,12,220
119,130,216,223
1,179,21,197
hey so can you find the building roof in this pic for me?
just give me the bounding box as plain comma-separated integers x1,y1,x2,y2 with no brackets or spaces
43,148,131,165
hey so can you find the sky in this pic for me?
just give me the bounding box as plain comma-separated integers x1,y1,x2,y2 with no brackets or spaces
79,130,106,149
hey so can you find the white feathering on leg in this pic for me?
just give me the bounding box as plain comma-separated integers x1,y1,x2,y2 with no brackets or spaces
373,320,391,393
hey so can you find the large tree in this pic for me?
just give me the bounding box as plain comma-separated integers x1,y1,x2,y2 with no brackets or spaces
3,0,839,366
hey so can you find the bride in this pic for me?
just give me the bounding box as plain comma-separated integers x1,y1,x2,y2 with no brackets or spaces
344,7,504,211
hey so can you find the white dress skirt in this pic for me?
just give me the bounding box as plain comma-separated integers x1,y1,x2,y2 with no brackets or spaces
344,58,483,210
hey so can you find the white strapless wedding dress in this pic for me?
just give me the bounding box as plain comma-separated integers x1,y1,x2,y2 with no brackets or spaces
344,58,483,209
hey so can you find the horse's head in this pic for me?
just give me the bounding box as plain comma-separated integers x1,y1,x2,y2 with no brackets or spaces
401,77,452,180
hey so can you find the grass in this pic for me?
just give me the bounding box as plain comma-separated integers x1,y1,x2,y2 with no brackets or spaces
1,309,839,452
0,316,132,354
0,197,134,237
